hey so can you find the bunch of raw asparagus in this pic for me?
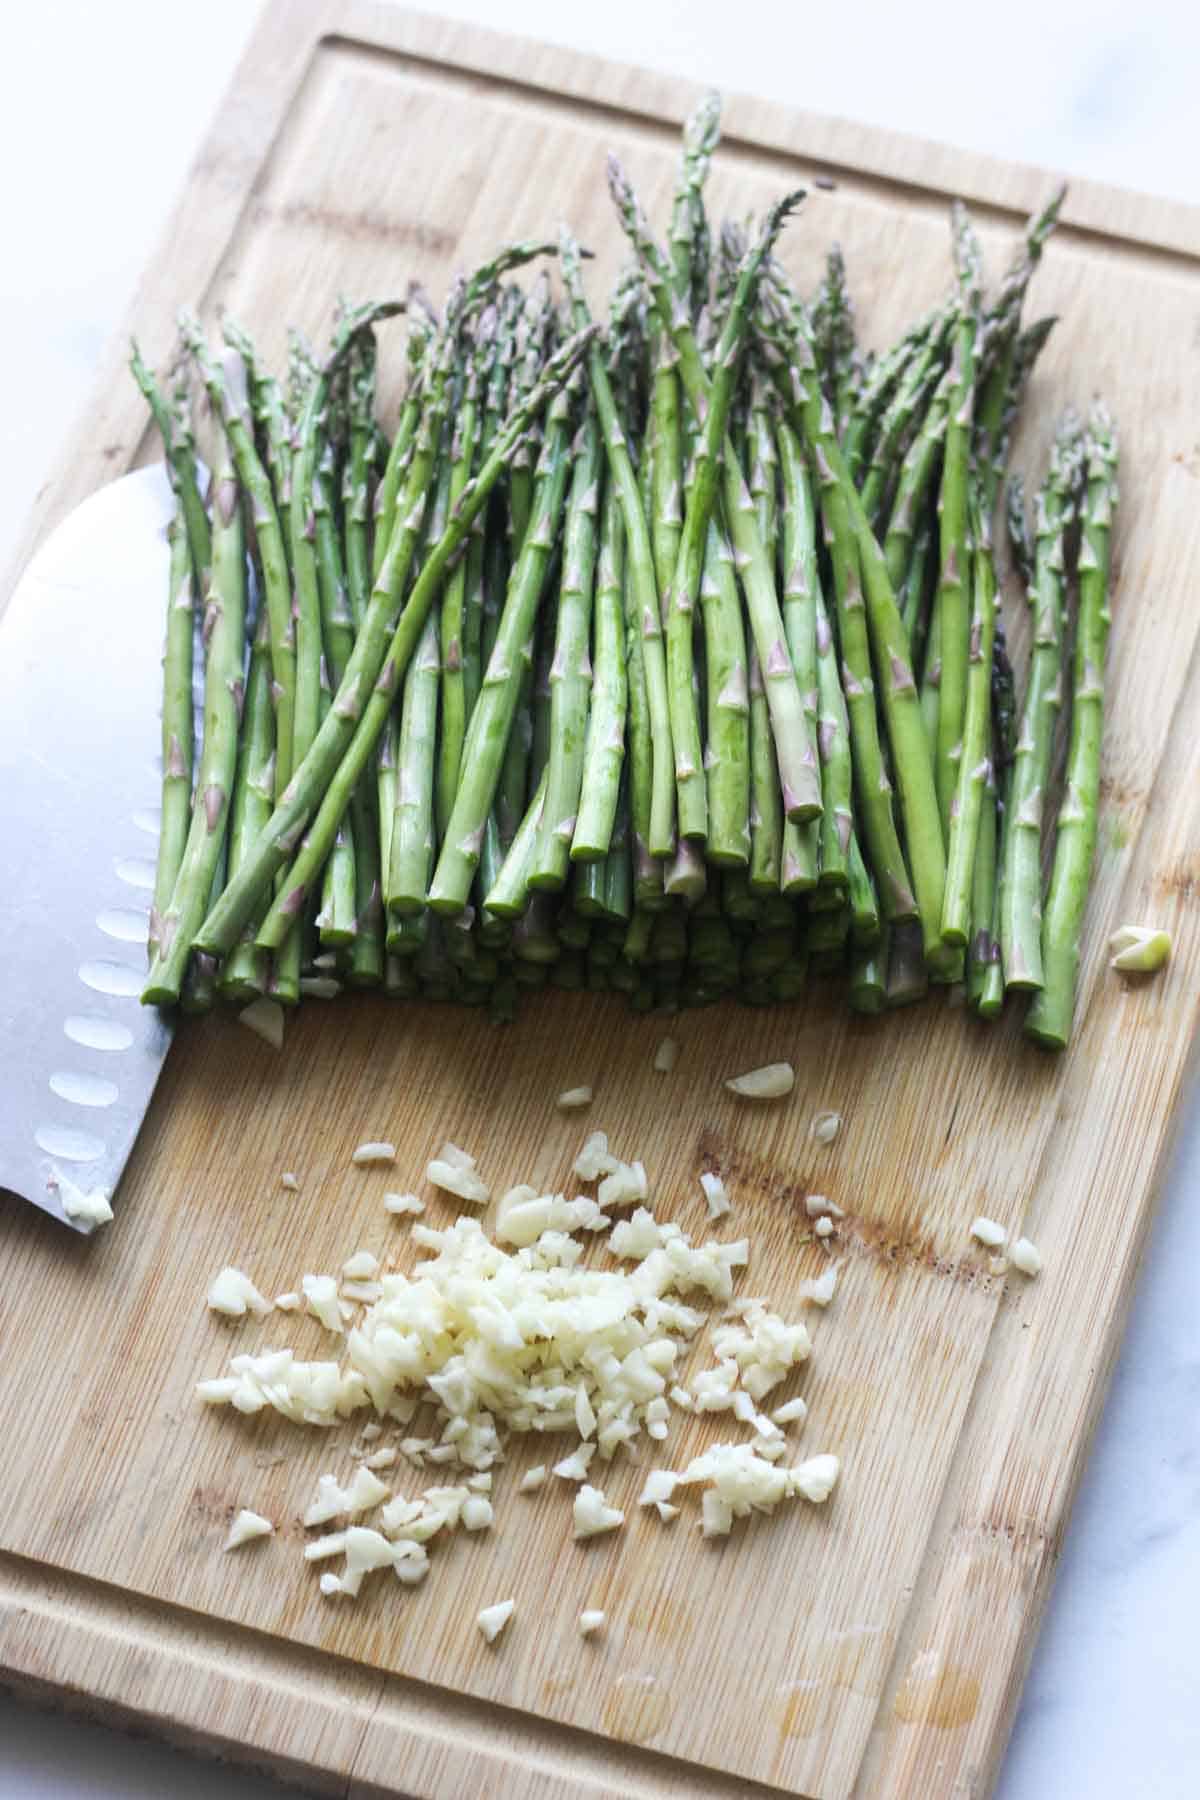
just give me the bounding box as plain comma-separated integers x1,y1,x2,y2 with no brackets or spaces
136,94,1117,1050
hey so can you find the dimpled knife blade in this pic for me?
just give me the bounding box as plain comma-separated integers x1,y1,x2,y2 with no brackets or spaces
0,465,179,1233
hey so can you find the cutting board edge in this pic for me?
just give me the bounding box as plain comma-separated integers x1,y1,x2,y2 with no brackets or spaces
0,1547,792,1800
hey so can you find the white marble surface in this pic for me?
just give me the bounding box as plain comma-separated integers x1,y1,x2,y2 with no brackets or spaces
2,4,1197,1795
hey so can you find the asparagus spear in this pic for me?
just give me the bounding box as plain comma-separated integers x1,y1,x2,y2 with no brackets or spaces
812,245,859,434
1006,472,1035,590
813,585,853,892
883,366,952,593
387,444,451,915
747,641,782,893
998,410,1085,990
561,230,677,861
131,346,202,953
974,597,1020,1016
342,327,378,630
1026,403,1118,1048
776,417,821,891
149,508,196,964
221,318,296,571
142,421,246,1005
933,205,983,832
373,299,434,578
130,342,211,592
941,492,998,944
529,396,602,890
318,352,385,985
699,518,751,865
572,469,628,860
437,308,492,837
649,91,720,789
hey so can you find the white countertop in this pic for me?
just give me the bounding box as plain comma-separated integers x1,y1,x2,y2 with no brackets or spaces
3,4,1197,1795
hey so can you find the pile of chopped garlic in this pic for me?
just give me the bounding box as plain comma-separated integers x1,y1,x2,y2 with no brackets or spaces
197,1132,842,1608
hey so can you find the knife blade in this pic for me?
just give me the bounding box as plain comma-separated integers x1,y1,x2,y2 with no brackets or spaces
0,465,178,1233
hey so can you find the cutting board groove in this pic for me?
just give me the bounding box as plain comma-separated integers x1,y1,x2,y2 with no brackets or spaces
2,5,1199,1797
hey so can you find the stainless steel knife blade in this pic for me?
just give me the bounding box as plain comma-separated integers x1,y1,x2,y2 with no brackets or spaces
0,465,178,1233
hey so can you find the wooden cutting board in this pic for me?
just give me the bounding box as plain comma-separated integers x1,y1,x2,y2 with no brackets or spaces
2,5,1199,1796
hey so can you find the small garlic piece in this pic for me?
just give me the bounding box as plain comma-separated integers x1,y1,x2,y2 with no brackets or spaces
239,998,283,1049
280,1172,299,1192
970,1216,1008,1250
225,1509,274,1550
352,1141,396,1166
654,1037,679,1073
1011,1236,1043,1277
384,1191,424,1216
810,1111,841,1145
725,1062,794,1100
700,1170,730,1219
207,1267,272,1319
1109,925,1170,973
804,1194,843,1218
477,1599,514,1643
426,1143,489,1205
556,1086,594,1111
579,1609,606,1636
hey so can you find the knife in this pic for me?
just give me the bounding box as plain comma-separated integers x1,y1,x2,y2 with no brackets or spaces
0,465,179,1234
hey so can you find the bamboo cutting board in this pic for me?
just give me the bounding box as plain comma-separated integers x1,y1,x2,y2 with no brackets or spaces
2,5,1199,1796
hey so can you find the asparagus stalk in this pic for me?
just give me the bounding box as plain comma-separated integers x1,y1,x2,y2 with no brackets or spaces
530,398,602,889
1007,472,1035,590
561,230,677,861
941,493,998,944
998,411,1085,990
812,244,859,434
437,308,492,836
776,417,821,891
1026,404,1118,1048
387,445,451,915
572,470,628,859
130,342,211,592
149,502,196,963
883,366,952,593
974,573,1021,1016
342,326,378,630
813,585,853,891
966,750,1000,1011
699,519,751,864
142,426,246,1005
221,318,296,571
747,642,782,893
934,205,983,831
373,300,434,578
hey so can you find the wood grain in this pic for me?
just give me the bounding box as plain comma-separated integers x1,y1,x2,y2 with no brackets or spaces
2,4,1199,1797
